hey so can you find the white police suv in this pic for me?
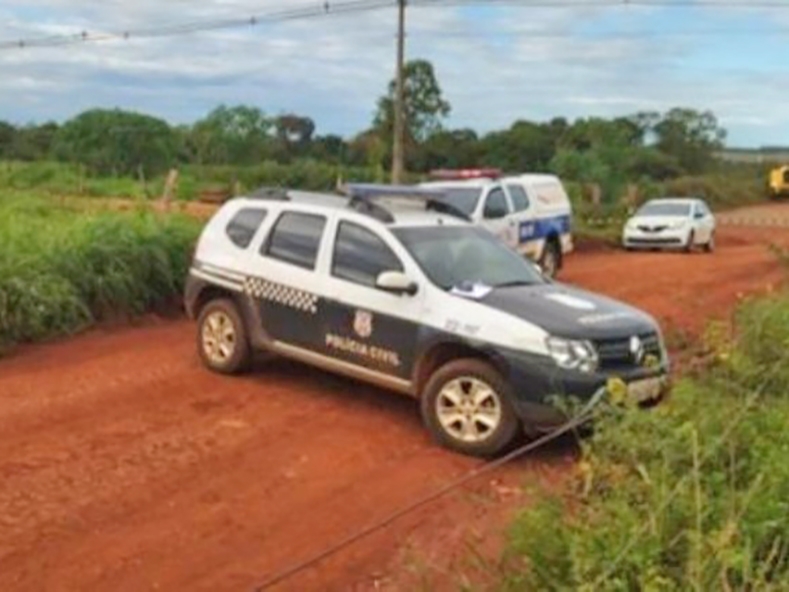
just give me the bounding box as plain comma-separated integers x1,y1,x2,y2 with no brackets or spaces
420,169,574,278
185,184,670,457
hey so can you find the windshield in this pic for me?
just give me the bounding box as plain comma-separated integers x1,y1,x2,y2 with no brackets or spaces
637,202,692,217
393,226,545,291
434,187,483,216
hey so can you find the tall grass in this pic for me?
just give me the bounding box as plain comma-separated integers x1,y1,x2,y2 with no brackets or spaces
0,193,201,351
502,292,789,591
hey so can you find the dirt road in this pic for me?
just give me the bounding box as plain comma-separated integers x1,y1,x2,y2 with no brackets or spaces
1,217,788,592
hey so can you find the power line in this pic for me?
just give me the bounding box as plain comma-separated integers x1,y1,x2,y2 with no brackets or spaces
0,0,396,51
2,0,788,51
249,399,599,591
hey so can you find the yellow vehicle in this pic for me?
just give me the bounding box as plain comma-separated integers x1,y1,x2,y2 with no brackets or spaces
769,165,789,199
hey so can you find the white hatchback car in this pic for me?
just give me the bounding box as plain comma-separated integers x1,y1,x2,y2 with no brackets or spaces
622,198,716,253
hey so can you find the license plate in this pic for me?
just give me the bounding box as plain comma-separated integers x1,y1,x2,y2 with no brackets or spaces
628,378,663,403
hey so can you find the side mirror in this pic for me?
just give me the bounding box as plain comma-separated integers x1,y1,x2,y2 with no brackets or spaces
694,211,704,219
376,271,418,296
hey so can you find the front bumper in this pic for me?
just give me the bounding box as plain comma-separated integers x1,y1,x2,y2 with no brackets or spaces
622,227,689,249
503,352,671,433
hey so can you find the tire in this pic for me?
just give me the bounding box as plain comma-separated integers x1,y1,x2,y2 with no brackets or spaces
539,240,561,279
684,230,696,253
420,359,521,458
196,298,250,375
703,232,715,253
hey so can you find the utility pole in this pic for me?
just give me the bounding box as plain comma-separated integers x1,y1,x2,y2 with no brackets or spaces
391,0,406,184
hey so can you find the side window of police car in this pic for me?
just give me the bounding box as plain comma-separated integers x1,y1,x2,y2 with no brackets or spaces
332,222,404,288
226,208,268,248
484,188,509,219
263,211,326,270
506,185,530,212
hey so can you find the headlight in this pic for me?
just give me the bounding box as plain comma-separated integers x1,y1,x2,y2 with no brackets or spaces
669,220,688,229
546,337,599,373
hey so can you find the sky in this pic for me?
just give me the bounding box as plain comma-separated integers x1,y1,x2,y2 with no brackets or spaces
1,0,788,148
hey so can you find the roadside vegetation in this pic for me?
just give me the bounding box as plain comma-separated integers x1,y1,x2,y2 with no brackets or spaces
1,59,777,218
0,193,200,353
502,288,789,590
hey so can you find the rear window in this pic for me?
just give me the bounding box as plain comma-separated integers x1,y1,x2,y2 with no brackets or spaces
263,212,326,270
226,208,267,249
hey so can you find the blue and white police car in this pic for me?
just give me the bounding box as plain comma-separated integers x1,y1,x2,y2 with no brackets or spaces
420,170,574,278
185,184,669,457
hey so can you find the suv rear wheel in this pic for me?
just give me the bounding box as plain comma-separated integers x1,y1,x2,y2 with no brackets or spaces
421,359,520,457
197,298,250,374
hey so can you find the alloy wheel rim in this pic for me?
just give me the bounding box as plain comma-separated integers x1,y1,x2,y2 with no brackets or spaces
202,311,236,365
436,377,502,443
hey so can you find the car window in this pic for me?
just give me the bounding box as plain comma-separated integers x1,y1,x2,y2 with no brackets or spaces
437,187,483,216
483,188,510,219
506,185,530,212
263,212,326,270
393,226,544,291
332,222,404,287
226,208,267,249
637,202,692,217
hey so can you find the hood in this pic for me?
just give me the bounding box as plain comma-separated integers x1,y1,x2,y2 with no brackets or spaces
479,282,657,341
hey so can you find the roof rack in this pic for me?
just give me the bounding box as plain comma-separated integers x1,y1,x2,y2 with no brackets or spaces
342,183,472,223
248,186,291,201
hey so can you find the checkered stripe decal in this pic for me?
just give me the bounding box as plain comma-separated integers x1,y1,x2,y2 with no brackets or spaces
243,277,318,314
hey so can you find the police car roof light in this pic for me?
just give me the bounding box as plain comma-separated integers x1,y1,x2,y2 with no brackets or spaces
429,168,502,181
342,183,471,223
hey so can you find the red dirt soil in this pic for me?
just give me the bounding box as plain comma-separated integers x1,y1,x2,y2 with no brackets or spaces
1,220,787,592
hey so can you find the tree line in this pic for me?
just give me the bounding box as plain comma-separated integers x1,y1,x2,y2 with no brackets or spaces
0,59,730,191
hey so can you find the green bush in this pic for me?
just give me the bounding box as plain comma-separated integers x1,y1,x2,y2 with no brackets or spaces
502,293,789,591
0,193,201,351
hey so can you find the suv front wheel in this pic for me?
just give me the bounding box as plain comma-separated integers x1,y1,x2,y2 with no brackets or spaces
197,298,250,374
421,359,520,457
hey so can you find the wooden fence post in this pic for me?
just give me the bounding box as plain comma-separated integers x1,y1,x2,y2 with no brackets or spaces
160,168,179,212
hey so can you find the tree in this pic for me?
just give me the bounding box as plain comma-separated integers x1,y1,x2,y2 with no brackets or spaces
481,121,555,172
54,109,177,176
374,59,451,152
11,122,59,161
654,108,726,174
0,121,15,159
415,128,480,171
189,105,274,165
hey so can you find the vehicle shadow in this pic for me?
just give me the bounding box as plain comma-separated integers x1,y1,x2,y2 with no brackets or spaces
246,352,582,465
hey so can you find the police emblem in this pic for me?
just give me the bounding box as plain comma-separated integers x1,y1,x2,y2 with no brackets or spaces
353,310,373,339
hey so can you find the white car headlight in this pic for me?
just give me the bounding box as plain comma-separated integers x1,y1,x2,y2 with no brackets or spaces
546,337,599,373
669,219,688,230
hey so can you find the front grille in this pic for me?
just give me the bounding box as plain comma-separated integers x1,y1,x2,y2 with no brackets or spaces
595,332,662,370
627,237,682,245
638,225,668,233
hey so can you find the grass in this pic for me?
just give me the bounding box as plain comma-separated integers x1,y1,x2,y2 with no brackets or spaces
500,290,789,591
0,192,201,352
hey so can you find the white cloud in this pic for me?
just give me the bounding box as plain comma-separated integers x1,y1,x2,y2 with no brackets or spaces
0,0,788,146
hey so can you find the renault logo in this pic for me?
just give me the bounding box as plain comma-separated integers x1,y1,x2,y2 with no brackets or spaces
630,335,645,364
